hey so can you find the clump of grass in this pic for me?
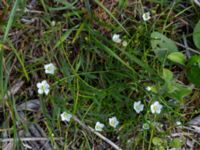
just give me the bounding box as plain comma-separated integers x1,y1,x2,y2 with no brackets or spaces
1,0,200,149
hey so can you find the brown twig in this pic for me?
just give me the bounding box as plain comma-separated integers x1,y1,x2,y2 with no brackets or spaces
175,42,200,54
3,80,24,101
0,137,64,142
194,0,200,7
73,116,122,150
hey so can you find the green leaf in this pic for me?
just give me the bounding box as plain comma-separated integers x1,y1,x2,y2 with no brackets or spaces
170,138,183,148
167,52,186,65
152,137,162,146
186,55,200,86
193,20,200,49
151,32,178,61
162,68,173,82
168,83,192,101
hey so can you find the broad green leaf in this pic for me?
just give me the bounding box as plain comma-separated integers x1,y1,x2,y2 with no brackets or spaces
170,138,183,148
162,68,173,82
186,55,200,86
167,52,186,65
168,83,192,100
193,20,200,49
152,137,162,146
151,32,178,61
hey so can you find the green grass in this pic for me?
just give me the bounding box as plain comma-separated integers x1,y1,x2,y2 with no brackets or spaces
1,0,200,149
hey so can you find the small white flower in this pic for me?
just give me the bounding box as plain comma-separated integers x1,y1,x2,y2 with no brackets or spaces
146,86,152,91
36,80,50,95
109,116,119,128
44,63,56,75
95,122,105,132
122,41,128,47
60,112,72,122
143,123,150,130
142,12,151,21
150,101,163,114
112,34,122,43
133,101,144,114
51,21,56,26
176,121,182,126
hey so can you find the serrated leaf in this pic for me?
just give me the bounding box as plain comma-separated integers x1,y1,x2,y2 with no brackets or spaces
151,32,178,61
167,52,186,65
186,55,200,86
193,20,200,49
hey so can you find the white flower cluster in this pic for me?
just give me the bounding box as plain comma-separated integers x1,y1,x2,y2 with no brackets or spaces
60,114,120,132
133,100,163,114
36,63,56,95
94,116,119,132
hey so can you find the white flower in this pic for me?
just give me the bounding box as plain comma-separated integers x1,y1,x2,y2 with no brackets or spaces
51,21,56,26
176,121,182,126
36,80,50,95
112,34,122,43
150,101,163,114
146,86,152,91
60,112,72,122
44,63,56,75
133,101,144,113
95,122,105,132
109,116,119,128
122,41,128,47
142,12,151,21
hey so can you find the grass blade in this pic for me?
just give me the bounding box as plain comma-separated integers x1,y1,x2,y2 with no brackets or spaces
0,0,19,99
94,38,137,75
94,0,129,35
53,25,79,49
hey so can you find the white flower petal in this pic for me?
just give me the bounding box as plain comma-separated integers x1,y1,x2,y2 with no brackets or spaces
42,80,47,84
36,83,42,88
38,89,43,94
44,88,50,95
